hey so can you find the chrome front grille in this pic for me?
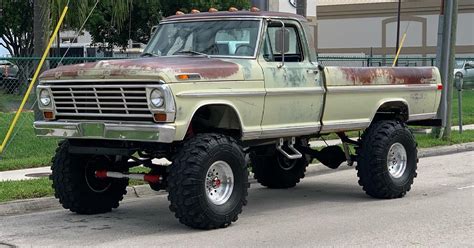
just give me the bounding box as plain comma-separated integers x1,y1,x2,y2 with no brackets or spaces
50,84,153,121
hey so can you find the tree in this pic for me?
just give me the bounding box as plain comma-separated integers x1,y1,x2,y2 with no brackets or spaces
83,0,250,50
0,0,34,57
1,0,251,56
85,0,162,49
161,0,251,17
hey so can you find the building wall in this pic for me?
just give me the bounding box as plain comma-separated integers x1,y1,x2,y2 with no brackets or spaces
316,0,474,57
268,0,318,51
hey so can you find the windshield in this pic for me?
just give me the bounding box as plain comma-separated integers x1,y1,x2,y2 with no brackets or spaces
455,60,465,69
144,20,261,57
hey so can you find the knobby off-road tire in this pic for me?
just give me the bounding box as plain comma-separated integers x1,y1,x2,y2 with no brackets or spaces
356,120,418,199
50,140,129,214
250,142,310,189
167,134,249,229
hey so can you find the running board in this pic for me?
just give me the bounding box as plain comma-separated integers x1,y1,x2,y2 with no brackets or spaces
276,137,303,160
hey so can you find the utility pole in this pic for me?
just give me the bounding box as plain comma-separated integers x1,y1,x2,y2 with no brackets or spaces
443,0,458,140
433,0,458,139
296,0,307,18
33,0,50,121
395,0,401,66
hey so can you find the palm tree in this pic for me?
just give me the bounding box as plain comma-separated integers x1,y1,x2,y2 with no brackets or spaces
50,0,131,30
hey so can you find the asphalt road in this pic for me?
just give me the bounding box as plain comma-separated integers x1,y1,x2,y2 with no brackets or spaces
1,151,473,247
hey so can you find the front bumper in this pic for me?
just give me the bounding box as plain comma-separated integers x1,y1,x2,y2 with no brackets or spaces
34,121,176,143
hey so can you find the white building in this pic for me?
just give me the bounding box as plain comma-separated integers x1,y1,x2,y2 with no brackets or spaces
260,0,474,58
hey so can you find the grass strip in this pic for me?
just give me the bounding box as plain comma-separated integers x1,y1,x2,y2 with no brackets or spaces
0,112,57,171
0,178,53,203
0,173,147,203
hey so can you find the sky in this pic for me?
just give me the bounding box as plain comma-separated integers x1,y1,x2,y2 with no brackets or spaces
0,41,9,56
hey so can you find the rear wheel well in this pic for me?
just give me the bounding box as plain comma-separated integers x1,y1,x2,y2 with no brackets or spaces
373,101,409,122
188,105,242,139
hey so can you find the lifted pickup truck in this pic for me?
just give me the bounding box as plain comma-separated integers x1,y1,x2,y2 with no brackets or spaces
35,10,441,229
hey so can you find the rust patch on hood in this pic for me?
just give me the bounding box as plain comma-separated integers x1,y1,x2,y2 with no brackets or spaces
338,67,435,85
40,57,240,81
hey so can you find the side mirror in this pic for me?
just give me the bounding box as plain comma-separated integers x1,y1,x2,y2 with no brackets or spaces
150,25,158,36
275,28,290,54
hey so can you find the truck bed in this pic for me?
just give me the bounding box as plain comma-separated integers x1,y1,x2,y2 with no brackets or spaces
321,66,441,133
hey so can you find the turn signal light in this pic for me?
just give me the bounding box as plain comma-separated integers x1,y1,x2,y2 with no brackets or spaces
177,74,189,80
175,73,201,80
175,11,185,15
437,84,443,90
154,113,167,122
191,9,200,14
209,7,218,12
228,7,238,12
43,111,54,120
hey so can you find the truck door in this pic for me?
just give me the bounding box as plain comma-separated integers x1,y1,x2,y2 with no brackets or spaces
257,19,324,138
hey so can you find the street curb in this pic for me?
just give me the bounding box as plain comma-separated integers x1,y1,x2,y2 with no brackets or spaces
417,142,474,158
1,142,473,216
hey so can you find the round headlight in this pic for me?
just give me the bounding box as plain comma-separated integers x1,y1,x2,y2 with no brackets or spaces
150,89,164,108
40,89,51,106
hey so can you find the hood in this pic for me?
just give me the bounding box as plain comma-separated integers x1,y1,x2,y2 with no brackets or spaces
39,56,245,82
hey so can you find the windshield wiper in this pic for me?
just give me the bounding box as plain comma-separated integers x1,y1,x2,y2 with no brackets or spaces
140,52,159,57
176,50,209,58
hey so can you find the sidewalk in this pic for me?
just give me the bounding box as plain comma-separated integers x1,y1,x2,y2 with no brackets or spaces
1,125,473,182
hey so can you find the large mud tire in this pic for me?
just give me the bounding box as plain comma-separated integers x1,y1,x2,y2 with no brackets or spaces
356,120,418,199
167,134,249,229
50,141,128,214
250,143,310,189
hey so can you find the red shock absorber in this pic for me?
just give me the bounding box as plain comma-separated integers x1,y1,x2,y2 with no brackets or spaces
95,170,161,184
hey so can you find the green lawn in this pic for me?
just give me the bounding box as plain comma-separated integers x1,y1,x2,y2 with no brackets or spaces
453,89,474,125
0,92,35,113
0,112,58,171
415,129,474,148
0,168,149,203
0,178,53,203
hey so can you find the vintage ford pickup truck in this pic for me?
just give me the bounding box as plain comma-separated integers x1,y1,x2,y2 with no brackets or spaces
34,10,442,229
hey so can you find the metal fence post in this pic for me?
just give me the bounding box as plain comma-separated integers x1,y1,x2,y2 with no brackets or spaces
455,75,463,133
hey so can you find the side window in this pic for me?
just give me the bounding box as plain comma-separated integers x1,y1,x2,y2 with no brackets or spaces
466,61,474,70
263,24,303,62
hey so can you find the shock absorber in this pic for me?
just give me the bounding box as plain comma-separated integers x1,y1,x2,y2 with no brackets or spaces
95,170,162,184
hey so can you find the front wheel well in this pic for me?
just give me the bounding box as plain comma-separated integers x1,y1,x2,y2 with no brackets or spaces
188,104,242,139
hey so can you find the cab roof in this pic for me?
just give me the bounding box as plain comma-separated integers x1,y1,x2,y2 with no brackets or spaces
164,11,307,22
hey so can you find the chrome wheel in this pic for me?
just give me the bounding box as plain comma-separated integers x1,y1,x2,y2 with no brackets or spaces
387,143,407,179
205,161,234,205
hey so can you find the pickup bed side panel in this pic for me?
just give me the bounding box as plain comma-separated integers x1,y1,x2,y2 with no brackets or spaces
321,67,441,133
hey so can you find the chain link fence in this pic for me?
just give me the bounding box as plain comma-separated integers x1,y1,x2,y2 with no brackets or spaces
317,56,473,67
0,55,472,169
0,57,122,168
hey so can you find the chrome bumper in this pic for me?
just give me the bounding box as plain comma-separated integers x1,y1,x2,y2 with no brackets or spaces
34,121,176,143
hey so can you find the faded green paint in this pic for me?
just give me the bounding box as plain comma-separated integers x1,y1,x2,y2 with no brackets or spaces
34,12,442,143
